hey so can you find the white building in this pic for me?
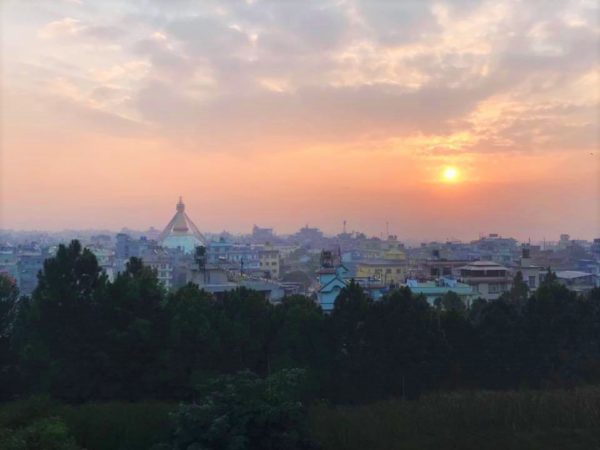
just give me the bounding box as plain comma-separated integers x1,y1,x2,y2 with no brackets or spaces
159,197,206,254
458,261,512,301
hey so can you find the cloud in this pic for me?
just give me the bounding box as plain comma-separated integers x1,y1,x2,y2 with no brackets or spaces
12,0,600,156
38,17,82,39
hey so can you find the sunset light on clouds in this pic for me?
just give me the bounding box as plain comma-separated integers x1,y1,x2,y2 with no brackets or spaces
1,0,598,240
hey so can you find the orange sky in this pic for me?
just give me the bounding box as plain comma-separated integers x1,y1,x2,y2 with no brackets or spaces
1,0,599,241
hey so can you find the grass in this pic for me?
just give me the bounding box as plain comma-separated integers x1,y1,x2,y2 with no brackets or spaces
1,388,600,449
309,387,600,450
0,397,175,450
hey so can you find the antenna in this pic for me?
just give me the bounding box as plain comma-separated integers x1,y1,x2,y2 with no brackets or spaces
343,220,347,234
386,221,389,238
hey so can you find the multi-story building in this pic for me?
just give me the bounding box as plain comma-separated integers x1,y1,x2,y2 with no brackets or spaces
513,246,545,291
259,245,280,279
355,259,408,286
206,239,260,269
252,225,275,243
458,261,512,300
140,247,175,290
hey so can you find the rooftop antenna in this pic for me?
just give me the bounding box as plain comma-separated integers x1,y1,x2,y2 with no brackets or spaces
386,221,389,238
343,220,347,234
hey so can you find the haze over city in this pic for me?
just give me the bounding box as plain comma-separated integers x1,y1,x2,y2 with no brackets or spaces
1,0,599,240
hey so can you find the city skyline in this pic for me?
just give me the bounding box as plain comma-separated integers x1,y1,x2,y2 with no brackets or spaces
1,0,599,240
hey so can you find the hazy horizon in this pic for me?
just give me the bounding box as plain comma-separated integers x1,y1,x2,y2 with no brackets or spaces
1,0,599,241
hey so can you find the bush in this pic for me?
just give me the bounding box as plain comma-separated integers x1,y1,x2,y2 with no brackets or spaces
170,369,318,450
0,398,174,450
0,417,80,450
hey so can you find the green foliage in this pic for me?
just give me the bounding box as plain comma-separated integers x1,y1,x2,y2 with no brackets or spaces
435,291,466,313
503,271,530,307
0,397,174,450
60,402,173,450
0,273,18,336
164,283,217,398
0,417,81,450
98,257,169,400
0,274,20,400
170,369,317,450
0,396,80,450
310,387,600,450
8,239,600,408
14,241,109,401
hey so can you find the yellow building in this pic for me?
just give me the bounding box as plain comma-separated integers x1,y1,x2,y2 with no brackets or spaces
259,245,280,279
356,260,408,285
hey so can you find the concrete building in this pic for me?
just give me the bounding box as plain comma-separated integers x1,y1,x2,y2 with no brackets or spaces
316,253,350,313
316,250,388,312
188,251,287,302
458,261,512,300
513,246,545,291
355,259,408,285
207,238,260,269
556,271,598,294
140,247,177,290
405,277,476,307
259,245,280,279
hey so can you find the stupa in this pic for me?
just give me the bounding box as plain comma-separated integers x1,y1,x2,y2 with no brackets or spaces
158,197,205,253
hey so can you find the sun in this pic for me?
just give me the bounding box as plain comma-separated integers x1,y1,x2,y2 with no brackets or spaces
442,166,459,182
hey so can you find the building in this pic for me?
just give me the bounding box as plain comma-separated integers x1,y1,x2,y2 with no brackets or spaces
405,277,476,307
458,261,512,300
188,250,287,302
355,259,408,285
316,250,388,312
252,225,275,243
206,238,260,269
513,246,545,291
159,197,206,254
556,271,598,294
142,248,174,290
316,251,350,313
259,245,280,279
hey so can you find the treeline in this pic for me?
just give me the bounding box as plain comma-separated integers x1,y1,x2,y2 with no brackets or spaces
1,240,600,405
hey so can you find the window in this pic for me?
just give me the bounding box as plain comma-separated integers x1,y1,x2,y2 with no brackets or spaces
489,283,501,293
528,276,536,289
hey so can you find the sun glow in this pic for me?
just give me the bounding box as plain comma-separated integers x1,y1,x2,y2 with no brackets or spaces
442,166,459,182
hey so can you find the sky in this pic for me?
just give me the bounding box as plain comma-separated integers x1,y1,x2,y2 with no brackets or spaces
1,0,599,241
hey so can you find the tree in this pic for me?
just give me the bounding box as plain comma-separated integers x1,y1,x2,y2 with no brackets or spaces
522,279,582,387
170,369,317,450
164,283,217,398
470,299,523,389
0,274,19,400
0,274,18,337
359,288,448,401
15,241,108,401
99,257,168,400
270,296,330,398
210,288,273,375
436,291,466,313
329,280,371,401
506,271,529,307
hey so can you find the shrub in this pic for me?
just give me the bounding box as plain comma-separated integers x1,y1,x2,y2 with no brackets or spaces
170,369,318,450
